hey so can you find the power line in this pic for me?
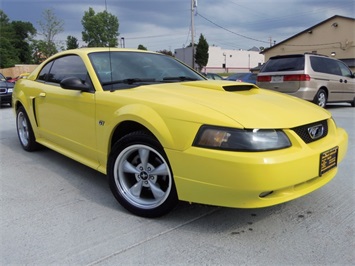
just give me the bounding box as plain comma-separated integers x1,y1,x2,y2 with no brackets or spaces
124,34,185,40
196,12,269,44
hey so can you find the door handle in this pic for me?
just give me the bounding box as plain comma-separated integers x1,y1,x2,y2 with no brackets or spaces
39,92,46,97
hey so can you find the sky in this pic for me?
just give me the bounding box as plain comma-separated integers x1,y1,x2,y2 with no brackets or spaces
1,0,354,52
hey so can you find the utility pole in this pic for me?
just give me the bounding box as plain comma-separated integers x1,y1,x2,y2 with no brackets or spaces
191,0,197,69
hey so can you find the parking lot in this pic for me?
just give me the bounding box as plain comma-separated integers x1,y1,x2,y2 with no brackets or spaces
1,104,354,265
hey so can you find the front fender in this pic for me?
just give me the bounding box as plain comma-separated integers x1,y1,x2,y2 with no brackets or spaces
113,103,175,148
97,102,198,159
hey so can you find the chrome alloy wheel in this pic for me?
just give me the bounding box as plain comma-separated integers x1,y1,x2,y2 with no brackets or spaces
17,111,30,147
317,92,326,108
113,144,173,209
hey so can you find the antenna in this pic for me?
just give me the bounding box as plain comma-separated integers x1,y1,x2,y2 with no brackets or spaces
105,0,114,88
191,0,196,69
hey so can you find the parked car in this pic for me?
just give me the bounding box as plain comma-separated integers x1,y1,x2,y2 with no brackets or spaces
6,72,31,83
257,53,355,107
205,73,224,80
13,48,348,217
226,72,257,84
0,73,14,107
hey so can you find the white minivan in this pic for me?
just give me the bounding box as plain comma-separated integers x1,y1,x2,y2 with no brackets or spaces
257,53,355,107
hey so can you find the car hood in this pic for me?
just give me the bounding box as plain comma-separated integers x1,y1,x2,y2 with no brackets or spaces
0,80,14,88
115,80,331,129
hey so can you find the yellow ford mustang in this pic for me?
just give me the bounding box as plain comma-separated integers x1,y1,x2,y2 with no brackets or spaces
13,48,348,217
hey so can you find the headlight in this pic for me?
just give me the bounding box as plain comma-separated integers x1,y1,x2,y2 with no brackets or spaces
193,126,291,151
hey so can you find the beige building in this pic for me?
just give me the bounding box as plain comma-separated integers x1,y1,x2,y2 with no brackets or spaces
261,15,355,72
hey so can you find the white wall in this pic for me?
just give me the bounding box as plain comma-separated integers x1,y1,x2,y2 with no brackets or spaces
174,46,264,73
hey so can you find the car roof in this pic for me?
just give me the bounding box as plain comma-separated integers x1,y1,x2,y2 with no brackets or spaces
61,47,159,57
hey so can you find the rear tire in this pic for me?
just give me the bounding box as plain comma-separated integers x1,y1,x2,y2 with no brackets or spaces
313,89,327,108
16,106,40,151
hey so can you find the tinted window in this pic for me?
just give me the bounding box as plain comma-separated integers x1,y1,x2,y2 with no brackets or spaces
337,61,353,77
38,61,53,81
261,56,304,72
47,55,88,84
310,57,341,76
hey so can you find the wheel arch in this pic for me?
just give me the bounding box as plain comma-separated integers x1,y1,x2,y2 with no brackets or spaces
318,86,328,97
108,104,175,153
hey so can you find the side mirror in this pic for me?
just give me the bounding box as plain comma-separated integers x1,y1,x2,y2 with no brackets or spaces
60,77,92,92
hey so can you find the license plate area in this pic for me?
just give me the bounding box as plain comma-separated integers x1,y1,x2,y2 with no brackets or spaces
271,75,283,83
319,146,338,176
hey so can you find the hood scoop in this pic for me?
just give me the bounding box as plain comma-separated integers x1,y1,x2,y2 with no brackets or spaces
182,80,258,92
222,84,256,92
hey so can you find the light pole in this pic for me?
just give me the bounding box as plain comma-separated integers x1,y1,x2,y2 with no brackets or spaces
191,0,197,69
223,52,226,72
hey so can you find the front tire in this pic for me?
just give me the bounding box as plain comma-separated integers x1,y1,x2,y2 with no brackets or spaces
16,106,40,151
313,89,327,108
108,131,178,218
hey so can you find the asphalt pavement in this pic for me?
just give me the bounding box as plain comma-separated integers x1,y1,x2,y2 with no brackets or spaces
1,103,354,265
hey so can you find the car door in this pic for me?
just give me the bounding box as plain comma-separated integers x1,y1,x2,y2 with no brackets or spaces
35,55,98,166
319,57,353,102
336,60,355,101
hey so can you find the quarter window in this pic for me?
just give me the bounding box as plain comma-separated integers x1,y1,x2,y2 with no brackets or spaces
337,61,352,77
38,62,53,81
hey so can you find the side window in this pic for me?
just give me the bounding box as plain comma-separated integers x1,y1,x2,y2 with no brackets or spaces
337,61,352,77
311,57,341,76
47,55,89,84
310,57,325,73
324,58,341,76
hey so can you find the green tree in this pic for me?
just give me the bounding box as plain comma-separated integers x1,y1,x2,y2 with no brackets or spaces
37,9,64,58
81,7,119,47
11,21,36,64
195,34,209,71
0,10,18,67
31,40,57,64
137,44,147,50
157,49,173,57
66,35,79,49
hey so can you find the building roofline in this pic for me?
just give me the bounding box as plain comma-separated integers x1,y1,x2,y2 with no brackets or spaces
260,15,355,54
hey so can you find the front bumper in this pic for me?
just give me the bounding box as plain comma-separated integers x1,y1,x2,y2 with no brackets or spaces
0,94,12,104
167,119,348,208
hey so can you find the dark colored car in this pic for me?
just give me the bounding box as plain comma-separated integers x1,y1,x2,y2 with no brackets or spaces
226,73,257,84
205,73,224,80
0,73,14,107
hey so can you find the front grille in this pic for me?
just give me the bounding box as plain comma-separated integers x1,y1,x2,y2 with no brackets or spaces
0,88,7,94
292,120,328,144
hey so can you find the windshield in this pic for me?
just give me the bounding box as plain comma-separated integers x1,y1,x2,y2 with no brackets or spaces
88,51,205,90
0,73,5,81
